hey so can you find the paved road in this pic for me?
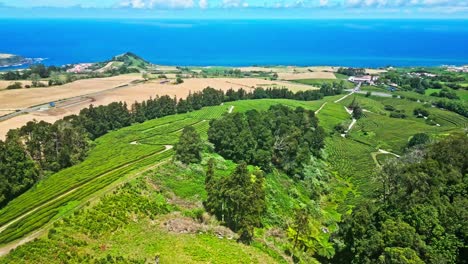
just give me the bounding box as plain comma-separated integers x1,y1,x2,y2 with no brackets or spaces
344,89,396,98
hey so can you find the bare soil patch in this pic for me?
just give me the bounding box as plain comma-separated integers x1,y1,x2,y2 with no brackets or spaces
278,71,336,80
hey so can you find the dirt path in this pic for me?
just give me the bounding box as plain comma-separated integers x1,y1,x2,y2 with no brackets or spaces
371,149,401,167
335,83,360,103
0,145,173,256
378,149,400,158
315,102,327,114
341,106,356,138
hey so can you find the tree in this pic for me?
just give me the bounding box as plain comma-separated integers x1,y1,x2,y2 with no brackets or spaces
174,126,203,164
6,82,22,90
30,73,40,87
142,72,149,81
204,162,266,243
407,133,430,148
176,77,184,84
352,105,363,119
289,207,311,259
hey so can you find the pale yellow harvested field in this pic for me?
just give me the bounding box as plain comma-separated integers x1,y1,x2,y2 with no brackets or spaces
0,80,38,90
0,114,63,140
366,69,387,74
0,54,15,59
278,71,337,80
238,66,338,73
0,74,142,109
155,66,179,71
0,77,318,139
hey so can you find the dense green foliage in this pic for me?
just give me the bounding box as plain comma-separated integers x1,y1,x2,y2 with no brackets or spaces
208,105,325,177
0,120,89,207
0,135,39,207
174,126,203,164
407,133,430,148
337,67,366,76
205,161,266,243
333,134,468,263
1,64,63,80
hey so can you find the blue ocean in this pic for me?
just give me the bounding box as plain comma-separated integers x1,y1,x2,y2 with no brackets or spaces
0,19,467,67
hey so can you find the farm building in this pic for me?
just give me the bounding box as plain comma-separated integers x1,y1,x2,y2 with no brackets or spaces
348,75,379,85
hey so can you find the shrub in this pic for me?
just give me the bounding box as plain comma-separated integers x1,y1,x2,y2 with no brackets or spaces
390,112,407,119
408,133,430,148
413,108,429,118
384,105,395,111
6,82,22,89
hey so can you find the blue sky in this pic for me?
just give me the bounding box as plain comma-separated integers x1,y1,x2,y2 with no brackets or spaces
0,0,467,18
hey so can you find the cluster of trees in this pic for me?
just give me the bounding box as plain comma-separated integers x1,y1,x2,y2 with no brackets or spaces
333,134,467,263
6,82,23,90
224,84,343,103
208,105,325,177
173,126,266,243
1,64,63,80
204,160,266,243
380,70,467,95
337,67,366,76
430,88,460,100
0,120,89,207
433,99,468,118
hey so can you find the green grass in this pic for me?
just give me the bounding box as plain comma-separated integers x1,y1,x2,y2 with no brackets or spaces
375,153,396,166
334,73,349,80
348,112,459,154
292,79,354,89
315,102,351,133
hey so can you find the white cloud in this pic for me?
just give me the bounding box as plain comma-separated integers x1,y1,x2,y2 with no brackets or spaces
119,0,195,9
222,0,249,8
345,0,467,7
199,0,208,8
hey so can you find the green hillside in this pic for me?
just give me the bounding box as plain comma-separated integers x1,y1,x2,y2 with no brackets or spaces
0,87,466,263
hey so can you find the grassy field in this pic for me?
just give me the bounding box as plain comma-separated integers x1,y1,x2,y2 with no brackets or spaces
315,102,351,133
426,88,468,101
291,79,355,89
